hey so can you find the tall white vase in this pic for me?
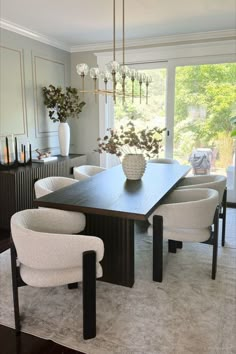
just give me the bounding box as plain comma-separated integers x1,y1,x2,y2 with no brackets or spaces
58,122,70,156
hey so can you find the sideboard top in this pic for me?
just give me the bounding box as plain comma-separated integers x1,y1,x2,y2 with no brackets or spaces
0,154,85,174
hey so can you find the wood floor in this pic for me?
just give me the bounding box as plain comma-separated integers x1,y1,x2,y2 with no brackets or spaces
0,325,85,354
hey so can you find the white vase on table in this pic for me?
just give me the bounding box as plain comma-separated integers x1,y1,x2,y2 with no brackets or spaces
122,154,146,180
58,122,70,156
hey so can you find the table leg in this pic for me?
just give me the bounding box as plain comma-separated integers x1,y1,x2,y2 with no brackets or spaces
153,215,163,282
84,214,134,288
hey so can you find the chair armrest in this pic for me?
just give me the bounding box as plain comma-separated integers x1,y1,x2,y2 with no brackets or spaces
12,229,104,270
12,208,86,235
149,190,218,229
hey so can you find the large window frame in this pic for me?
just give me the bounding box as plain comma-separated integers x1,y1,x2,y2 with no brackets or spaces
96,39,236,201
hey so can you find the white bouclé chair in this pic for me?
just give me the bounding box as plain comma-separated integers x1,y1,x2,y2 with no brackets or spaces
73,165,106,181
176,174,227,246
34,176,86,232
34,176,78,198
148,188,219,282
10,208,104,339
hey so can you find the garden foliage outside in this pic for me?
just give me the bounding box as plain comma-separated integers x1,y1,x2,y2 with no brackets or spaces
114,63,236,170
174,63,236,169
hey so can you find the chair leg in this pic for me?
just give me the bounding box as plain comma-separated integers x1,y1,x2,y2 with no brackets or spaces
153,215,163,282
168,240,177,253
168,240,182,252
176,241,183,249
10,242,21,334
68,282,79,289
221,188,227,247
83,250,96,340
212,206,219,280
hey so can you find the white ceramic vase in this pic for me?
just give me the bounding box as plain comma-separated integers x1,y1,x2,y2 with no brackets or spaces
122,154,146,180
58,122,70,156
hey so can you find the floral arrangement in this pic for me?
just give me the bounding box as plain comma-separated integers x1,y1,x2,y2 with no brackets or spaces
42,85,86,123
96,121,166,158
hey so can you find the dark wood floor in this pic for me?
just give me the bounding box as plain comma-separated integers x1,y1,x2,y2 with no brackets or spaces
0,229,10,253
0,325,85,354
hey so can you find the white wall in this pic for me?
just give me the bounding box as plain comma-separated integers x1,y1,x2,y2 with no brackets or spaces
70,52,100,165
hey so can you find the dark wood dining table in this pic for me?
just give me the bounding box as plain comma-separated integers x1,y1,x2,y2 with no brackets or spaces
34,163,190,287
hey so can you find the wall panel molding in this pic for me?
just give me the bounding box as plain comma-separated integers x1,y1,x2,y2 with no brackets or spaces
0,45,27,137
32,54,65,138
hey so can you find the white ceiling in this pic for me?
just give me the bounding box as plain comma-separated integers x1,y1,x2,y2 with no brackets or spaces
0,0,235,48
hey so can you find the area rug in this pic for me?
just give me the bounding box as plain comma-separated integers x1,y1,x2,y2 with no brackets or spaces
0,219,236,354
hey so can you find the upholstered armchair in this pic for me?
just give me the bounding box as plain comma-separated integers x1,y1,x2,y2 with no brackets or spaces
148,188,219,282
73,165,106,180
10,208,104,339
177,175,227,246
34,176,78,198
34,176,86,231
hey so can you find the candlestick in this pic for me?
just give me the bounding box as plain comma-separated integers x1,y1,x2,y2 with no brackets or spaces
0,135,32,170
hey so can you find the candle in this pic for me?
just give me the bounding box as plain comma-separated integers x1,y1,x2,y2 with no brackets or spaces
20,144,24,163
3,147,8,164
20,151,25,162
1,136,14,165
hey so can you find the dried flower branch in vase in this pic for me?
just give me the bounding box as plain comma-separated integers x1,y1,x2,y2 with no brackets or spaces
96,121,166,180
42,85,86,123
96,121,166,159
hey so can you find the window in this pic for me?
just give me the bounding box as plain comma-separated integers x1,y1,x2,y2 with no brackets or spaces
173,63,236,178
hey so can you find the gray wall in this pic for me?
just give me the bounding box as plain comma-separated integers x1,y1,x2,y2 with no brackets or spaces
70,51,100,164
0,29,71,156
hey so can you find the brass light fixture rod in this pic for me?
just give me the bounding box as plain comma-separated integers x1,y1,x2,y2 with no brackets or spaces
113,0,116,62
113,0,116,103
122,0,125,104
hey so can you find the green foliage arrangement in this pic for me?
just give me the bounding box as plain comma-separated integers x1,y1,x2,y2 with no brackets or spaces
96,121,166,158
42,85,86,123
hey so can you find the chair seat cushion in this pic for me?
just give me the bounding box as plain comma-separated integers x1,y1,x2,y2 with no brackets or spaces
148,225,211,242
20,263,103,287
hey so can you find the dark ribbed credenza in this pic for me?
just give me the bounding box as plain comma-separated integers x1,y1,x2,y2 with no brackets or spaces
0,154,86,236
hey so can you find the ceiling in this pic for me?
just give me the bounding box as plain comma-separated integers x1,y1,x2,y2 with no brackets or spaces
0,0,235,48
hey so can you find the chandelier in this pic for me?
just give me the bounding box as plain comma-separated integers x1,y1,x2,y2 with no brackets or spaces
76,0,152,104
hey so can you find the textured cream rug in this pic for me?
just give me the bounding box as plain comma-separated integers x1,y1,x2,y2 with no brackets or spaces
0,214,236,354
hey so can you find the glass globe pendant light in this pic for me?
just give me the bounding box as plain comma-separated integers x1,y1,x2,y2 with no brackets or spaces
76,0,152,104
100,71,112,103
90,67,100,102
76,63,89,97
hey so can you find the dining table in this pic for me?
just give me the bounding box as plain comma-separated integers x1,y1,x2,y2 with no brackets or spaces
34,163,190,287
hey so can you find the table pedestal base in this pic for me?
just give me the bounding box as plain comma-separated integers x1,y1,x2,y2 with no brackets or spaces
84,214,134,287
